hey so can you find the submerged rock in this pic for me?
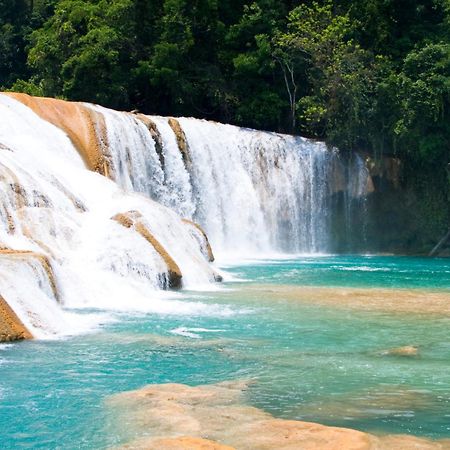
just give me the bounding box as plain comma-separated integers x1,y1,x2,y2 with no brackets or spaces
382,345,419,357
243,284,450,315
108,381,450,450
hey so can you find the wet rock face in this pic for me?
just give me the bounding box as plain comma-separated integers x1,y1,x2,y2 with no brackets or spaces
364,154,402,191
168,117,192,168
0,295,32,342
182,219,215,262
4,92,112,177
0,250,61,342
112,211,183,289
0,250,59,302
135,114,165,171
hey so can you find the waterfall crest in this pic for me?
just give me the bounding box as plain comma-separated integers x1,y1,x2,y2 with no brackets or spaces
7,93,372,257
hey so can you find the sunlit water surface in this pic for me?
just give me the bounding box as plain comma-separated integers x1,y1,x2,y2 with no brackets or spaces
1,256,450,449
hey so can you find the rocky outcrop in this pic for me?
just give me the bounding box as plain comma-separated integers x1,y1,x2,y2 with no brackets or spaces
0,250,59,301
135,114,165,171
364,154,402,190
118,436,235,450
0,295,32,342
112,211,182,289
168,117,192,167
0,249,60,342
5,93,111,176
182,219,215,262
110,381,450,450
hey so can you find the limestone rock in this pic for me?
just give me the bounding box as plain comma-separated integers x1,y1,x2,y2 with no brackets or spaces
135,114,165,170
112,211,182,289
364,154,402,190
5,92,112,177
0,295,32,342
168,117,191,167
0,249,59,301
246,284,450,316
118,436,235,450
109,381,450,450
0,249,60,342
182,219,215,262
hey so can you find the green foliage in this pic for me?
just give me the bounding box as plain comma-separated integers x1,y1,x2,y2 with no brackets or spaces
131,0,228,117
7,78,45,96
393,43,450,163
0,0,449,233
26,0,137,107
224,1,287,128
0,0,30,87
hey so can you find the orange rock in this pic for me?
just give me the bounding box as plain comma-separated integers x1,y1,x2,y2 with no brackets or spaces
119,436,235,450
168,117,191,167
135,114,165,170
5,93,111,177
182,219,215,262
109,381,450,450
0,295,32,342
112,211,182,289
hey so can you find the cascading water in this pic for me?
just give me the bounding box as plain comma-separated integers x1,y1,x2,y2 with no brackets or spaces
0,94,219,339
0,92,372,339
89,112,370,255
344,154,371,250
177,120,337,254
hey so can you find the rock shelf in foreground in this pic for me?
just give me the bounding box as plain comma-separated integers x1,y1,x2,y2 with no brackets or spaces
109,381,450,450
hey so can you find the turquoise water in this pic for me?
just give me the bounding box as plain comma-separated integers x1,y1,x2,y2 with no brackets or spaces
1,256,450,449
223,255,450,289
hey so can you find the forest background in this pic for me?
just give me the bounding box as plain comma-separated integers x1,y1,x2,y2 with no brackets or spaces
1,0,449,250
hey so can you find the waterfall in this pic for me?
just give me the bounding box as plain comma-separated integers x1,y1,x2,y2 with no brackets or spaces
81,111,370,255
0,94,219,340
0,93,371,340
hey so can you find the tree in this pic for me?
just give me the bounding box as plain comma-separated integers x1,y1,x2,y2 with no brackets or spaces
0,0,30,88
135,0,227,117
224,0,288,129
26,0,137,108
393,42,450,165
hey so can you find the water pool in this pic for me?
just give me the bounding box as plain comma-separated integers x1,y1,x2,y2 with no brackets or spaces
1,256,449,449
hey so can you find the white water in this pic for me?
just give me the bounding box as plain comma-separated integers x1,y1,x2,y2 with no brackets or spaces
0,95,370,339
90,113,370,256
0,95,218,339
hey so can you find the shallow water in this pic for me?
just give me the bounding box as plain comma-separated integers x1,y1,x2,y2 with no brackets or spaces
0,256,449,449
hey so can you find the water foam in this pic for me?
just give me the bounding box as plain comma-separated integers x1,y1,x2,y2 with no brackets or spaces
0,95,219,339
